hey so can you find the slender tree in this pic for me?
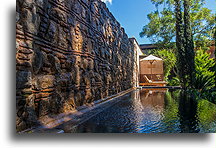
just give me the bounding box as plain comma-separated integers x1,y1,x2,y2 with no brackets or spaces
214,15,216,87
183,0,196,86
174,0,187,87
174,0,196,88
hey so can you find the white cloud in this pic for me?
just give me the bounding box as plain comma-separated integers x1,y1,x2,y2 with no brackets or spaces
101,0,112,4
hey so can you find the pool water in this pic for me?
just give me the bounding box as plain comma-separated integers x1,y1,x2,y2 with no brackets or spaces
58,89,216,133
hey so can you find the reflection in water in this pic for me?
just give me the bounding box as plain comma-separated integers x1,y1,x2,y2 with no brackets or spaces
59,89,216,133
178,91,199,133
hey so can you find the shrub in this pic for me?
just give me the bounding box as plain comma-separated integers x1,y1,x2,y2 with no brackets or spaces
194,49,215,90
168,77,180,86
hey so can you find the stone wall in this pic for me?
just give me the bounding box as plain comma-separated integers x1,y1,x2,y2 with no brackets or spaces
16,0,136,132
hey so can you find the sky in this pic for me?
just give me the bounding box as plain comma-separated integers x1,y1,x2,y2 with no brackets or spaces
102,0,216,44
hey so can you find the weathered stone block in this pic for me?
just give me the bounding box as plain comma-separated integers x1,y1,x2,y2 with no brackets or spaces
38,98,50,117
16,0,137,132
62,90,76,112
16,71,32,89
46,21,58,42
49,93,63,114
34,75,55,89
47,54,61,73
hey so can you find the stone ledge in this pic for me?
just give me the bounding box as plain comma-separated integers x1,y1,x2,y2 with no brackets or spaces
19,88,136,133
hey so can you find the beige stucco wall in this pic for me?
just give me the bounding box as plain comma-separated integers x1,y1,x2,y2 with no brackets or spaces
130,38,144,87
140,60,163,75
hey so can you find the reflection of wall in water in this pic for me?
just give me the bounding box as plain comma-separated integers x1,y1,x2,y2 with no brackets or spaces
117,90,143,130
130,90,143,111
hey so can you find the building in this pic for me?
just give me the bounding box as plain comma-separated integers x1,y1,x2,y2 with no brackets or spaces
139,44,158,55
129,38,144,87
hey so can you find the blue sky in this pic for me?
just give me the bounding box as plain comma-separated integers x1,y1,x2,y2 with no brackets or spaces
102,0,216,44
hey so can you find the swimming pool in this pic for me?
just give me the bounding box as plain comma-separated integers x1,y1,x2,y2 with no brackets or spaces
48,89,216,133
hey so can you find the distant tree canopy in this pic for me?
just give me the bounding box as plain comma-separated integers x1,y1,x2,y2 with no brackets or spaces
140,0,215,49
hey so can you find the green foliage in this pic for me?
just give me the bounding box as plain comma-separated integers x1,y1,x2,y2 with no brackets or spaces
140,7,175,48
168,77,180,86
194,49,215,90
140,0,215,49
192,7,215,46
